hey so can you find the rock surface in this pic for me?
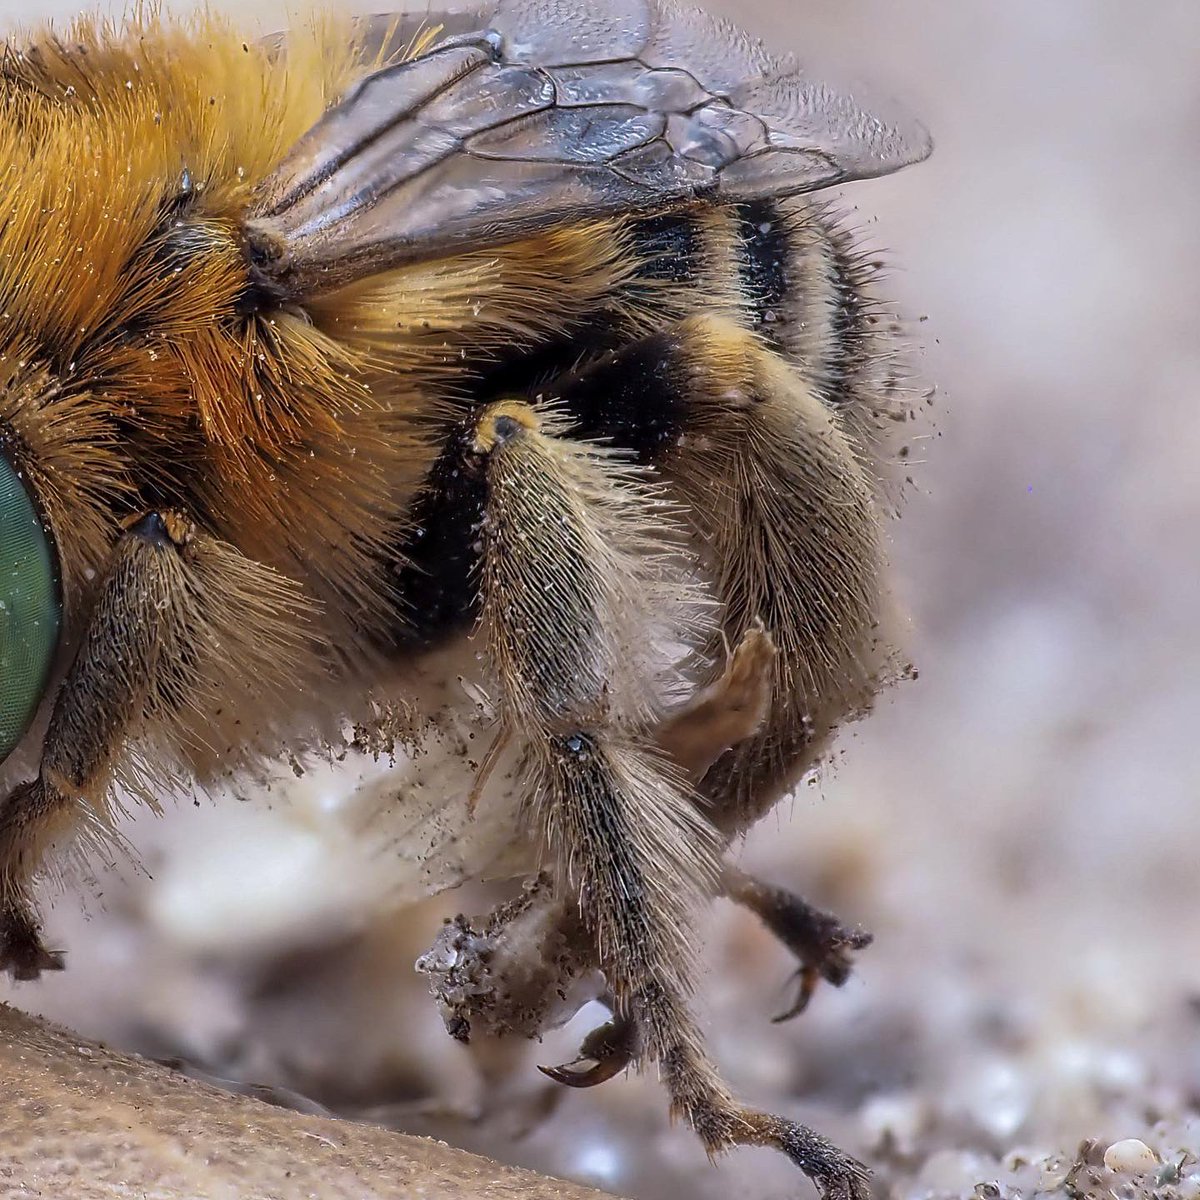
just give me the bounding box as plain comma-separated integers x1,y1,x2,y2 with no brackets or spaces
0,1003,619,1200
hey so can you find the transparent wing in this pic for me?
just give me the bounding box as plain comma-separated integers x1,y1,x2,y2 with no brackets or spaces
247,0,932,298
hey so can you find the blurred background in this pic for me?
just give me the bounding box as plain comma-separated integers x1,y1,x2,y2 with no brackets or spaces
3,3,1199,1198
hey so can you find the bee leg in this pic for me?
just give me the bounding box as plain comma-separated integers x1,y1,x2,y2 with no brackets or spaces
538,1004,640,1089
643,317,886,1035
430,626,772,1085
664,316,893,840
557,312,894,840
539,624,771,1081
538,626,863,1047
471,400,869,1200
0,511,308,979
665,628,871,1021
722,865,873,1023
662,632,871,1022
0,512,190,978
654,621,776,781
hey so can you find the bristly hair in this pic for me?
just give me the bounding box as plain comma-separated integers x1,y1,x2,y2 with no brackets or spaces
0,10,434,654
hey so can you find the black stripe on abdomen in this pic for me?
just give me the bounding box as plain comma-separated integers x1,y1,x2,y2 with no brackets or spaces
733,200,791,343
550,329,693,463
464,211,706,405
627,212,705,286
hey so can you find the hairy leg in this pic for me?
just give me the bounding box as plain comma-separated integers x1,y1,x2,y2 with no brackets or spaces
661,318,894,834
539,865,874,1089
506,312,885,1103
465,399,869,1200
558,312,896,837
538,632,870,1076
0,511,311,978
661,631,874,1019
421,627,777,1089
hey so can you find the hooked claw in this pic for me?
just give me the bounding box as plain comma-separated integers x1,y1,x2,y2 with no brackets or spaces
771,924,873,1024
538,1011,638,1089
722,866,873,1024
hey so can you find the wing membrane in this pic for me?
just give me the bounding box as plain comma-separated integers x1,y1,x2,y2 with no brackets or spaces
247,0,932,297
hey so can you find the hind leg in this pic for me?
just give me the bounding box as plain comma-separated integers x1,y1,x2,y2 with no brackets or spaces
722,865,873,1023
659,622,873,1020
558,312,896,837
662,317,893,834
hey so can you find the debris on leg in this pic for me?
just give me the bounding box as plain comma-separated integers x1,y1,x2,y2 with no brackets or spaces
435,396,869,1194
416,876,600,1044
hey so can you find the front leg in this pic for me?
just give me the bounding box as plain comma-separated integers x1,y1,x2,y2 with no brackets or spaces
467,400,870,1200
0,511,312,979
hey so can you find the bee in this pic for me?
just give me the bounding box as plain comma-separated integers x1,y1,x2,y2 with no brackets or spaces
0,2,930,1195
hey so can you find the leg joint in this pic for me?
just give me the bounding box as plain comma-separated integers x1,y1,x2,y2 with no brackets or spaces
121,509,194,549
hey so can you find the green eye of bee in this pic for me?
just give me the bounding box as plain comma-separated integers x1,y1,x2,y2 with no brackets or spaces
0,451,61,762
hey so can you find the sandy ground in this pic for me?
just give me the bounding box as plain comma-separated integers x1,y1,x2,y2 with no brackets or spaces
2,3,1199,1199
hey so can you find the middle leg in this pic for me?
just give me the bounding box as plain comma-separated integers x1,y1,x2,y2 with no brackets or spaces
0,512,314,979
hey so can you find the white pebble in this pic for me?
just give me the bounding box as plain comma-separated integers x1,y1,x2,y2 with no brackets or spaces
1103,1139,1158,1173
